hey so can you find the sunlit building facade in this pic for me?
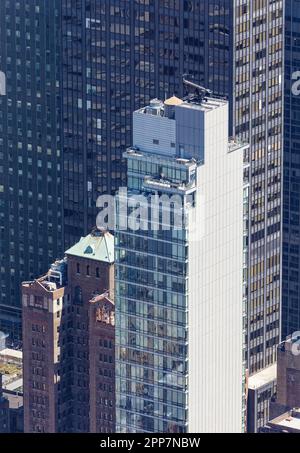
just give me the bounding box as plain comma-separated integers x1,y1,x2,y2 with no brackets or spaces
115,95,248,432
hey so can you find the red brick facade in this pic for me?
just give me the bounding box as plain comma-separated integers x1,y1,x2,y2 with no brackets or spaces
22,279,65,433
22,230,115,433
89,293,115,433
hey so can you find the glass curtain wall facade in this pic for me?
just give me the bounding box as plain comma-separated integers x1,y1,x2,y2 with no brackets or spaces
115,154,191,433
234,0,284,373
61,0,233,248
0,0,62,339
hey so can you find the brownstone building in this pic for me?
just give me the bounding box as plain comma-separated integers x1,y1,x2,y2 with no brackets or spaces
64,228,114,432
263,336,300,432
22,228,115,433
89,292,115,433
276,337,300,410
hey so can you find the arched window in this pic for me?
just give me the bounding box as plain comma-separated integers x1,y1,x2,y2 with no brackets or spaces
96,267,100,278
76,263,80,274
87,265,90,276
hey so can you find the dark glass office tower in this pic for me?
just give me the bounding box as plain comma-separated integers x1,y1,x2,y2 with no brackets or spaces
61,0,234,248
282,0,300,339
234,1,284,373
62,1,284,375
0,0,62,339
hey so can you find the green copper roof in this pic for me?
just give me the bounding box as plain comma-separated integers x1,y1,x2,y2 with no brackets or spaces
65,229,114,263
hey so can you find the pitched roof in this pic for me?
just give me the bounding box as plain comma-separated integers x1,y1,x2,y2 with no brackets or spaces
65,228,114,263
164,96,183,106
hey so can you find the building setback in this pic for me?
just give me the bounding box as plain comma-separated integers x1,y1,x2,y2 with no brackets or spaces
265,408,300,433
115,93,248,432
22,229,115,433
247,364,277,432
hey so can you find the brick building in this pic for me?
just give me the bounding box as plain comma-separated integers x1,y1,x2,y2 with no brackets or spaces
89,292,115,433
276,337,300,410
259,336,300,432
22,261,66,433
22,228,115,433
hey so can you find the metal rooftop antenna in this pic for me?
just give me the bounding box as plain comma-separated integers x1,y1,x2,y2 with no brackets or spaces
182,75,213,103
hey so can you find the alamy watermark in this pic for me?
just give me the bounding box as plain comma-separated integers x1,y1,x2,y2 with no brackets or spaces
292,71,300,96
95,187,203,237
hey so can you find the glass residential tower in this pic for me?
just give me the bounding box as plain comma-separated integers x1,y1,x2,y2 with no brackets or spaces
115,94,249,432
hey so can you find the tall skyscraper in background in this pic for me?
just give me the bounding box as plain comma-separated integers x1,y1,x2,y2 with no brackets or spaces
61,0,234,248
61,0,284,376
0,0,62,339
234,0,284,374
115,94,248,432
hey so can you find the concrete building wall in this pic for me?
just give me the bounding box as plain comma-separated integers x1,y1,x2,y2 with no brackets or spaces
133,108,176,158
188,102,245,432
